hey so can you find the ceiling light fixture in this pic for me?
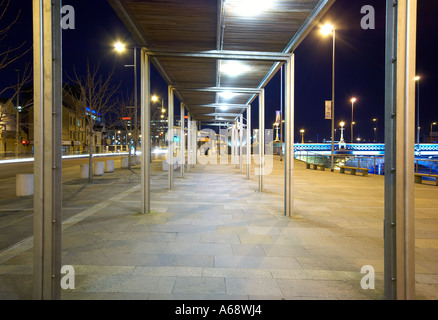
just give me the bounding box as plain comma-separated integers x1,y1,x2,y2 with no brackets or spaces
228,0,274,17
218,91,237,100
220,61,250,77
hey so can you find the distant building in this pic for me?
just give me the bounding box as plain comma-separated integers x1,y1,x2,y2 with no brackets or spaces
0,87,109,157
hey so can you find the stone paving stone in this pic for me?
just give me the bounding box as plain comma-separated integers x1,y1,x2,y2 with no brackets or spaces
225,277,282,296
173,277,226,295
214,255,302,270
172,254,214,267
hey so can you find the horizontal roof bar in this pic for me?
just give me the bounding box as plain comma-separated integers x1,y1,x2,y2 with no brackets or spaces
146,50,291,62
173,87,261,94
188,104,249,109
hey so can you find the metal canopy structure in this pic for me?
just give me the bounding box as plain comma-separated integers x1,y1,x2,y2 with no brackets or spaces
31,0,419,300
108,0,335,124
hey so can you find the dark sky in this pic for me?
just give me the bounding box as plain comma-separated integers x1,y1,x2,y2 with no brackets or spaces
1,0,437,143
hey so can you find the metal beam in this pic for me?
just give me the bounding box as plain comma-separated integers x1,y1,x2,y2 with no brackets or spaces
199,123,232,127
33,0,62,300
141,49,151,214
145,49,292,62
188,104,249,109
384,0,417,300
258,89,265,192
180,103,185,178
239,114,243,173
168,86,174,189
187,113,192,172
284,55,295,218
246,105,251,180
203,113,241,117
173,87,261,94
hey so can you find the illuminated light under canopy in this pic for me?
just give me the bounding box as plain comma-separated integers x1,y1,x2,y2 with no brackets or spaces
228,0,274,17
220,61,250,77
218,91,238,100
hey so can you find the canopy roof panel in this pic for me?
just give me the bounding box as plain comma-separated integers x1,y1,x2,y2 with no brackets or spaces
109,0,335,125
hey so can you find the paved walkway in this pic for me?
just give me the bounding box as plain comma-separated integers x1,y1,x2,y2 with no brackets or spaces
0,156,437,300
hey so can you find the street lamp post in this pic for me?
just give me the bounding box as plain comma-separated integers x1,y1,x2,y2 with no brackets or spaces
372,118,378,142
415,76,420,150
351,97,357,143
114,41,139,157
321,23,336,171
300,129,305,144
431,122,437,141
339,121,345,149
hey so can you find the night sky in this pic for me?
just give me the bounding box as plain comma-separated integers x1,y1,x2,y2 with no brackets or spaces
1,0,437,143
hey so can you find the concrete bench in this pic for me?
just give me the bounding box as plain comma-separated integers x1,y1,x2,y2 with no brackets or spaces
415,173,438,186
339,166,369,177
305,162,325,171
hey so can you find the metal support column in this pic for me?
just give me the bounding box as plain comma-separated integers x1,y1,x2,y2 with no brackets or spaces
231,124,235,164
141,49,151,214
180,103,185,178
259,89,265,192
168,86,174,189
193,120,197,167
239,114,243,173
384,0,417,300
32,0,62,300
246,105,251,180
285,55,295,218
187,114,192,171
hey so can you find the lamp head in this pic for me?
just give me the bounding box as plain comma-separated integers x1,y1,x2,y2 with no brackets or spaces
114,41,126,53
320,23,334,36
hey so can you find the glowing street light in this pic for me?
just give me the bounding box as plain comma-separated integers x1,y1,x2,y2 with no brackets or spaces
114,41,125,53
350,97,357,143
339,121,346,149
415,75,421,149
431,122,437,138
300,129,305,144
372,118,378,142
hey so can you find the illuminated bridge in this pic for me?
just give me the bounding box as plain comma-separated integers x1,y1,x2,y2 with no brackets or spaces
292,143,438,157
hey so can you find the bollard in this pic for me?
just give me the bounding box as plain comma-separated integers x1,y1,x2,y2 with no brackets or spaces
121,157,129,168
16,174,34,197
80,164,89,179
94,162,104,176
105,159,115,173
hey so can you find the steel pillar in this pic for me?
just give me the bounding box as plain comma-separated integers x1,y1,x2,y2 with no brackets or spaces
180,103,185,178
239,114,243,173
187,114,192,171
284,55,295,218
141,49,151,214
246,105,251,180
384,0,417,300
168,86,174,189
259,89,265,192
32,0,63,300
